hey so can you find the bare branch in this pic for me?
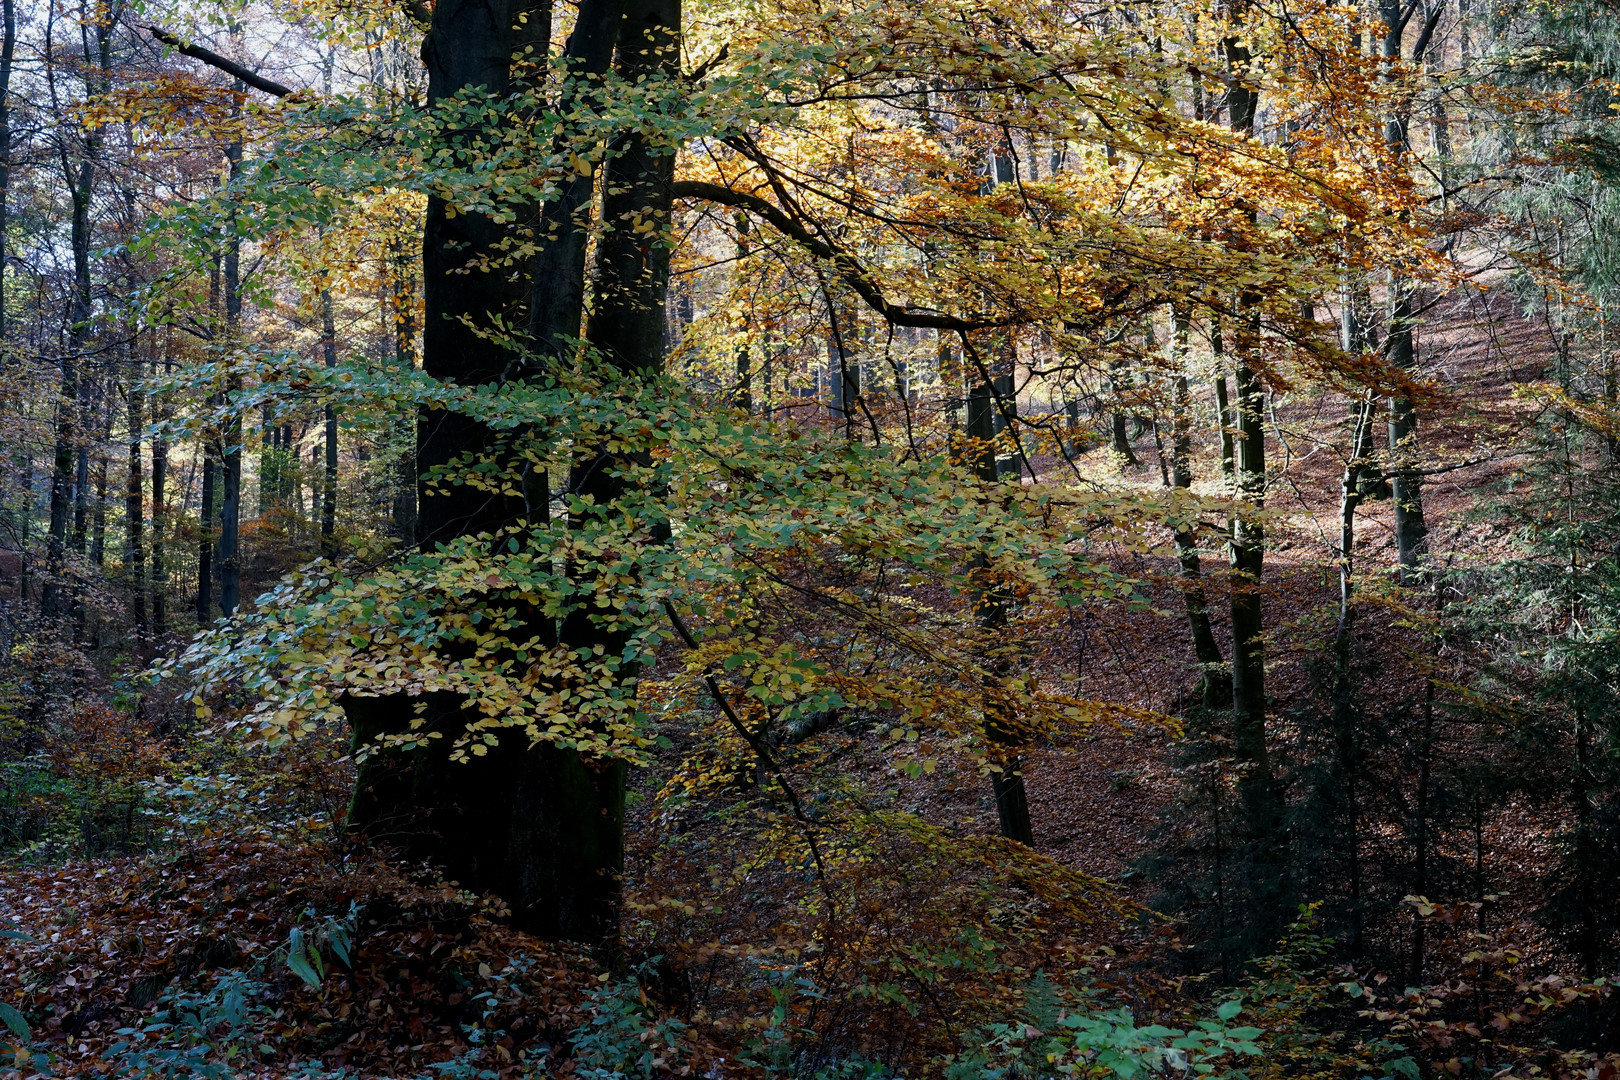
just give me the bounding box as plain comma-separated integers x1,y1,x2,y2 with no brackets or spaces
143,26,295,98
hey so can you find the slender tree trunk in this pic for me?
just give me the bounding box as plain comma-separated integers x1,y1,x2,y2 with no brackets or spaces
527,0,614,358
1228,350,1273,833
966,354,1034,845
734,214,753,412
321,288,338,546
1379,0,1432,583
218,132,243,617
0,0,15,344
43,160,95,618
14,453,30,606
151,359,168,637
257,404,275,517
389,236,418,544
1169,305,1229,707
1332,393,1375,958
42,358,78,621
1223,23,1275,837
90,435,108,569
196,450,214,622
126,376,147,634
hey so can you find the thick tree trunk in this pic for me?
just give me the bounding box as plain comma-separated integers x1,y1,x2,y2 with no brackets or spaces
347,0,634,948
1107,361,1138,468
73,439,90,558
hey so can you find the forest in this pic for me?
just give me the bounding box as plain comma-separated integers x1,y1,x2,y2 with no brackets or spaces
0,0,1617,1074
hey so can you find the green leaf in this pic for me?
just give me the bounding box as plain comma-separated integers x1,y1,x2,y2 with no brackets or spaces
1385,1057,1422,1080
0,1002,30,1041
1216,998,1243,1021
285,930,323,988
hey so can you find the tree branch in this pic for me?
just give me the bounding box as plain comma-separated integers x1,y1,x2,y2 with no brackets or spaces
661,600,833,895
671,179,998,332
143,26,294,98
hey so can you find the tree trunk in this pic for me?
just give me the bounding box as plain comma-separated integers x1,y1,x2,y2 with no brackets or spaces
90,436,108,570
43,171,94,618
527,0,614,359
1332,393,1375,957
1108,362,1138,468
1169,305,1229,707
966,360,1034,846
389,235,418,544
1379,0,1432,583
196,450,214,622
0,0,14,343
218,133,243,617
151,376,169,636
321,288,338,546
126,375,147,635
346,0,634,949
1223,25,1275,837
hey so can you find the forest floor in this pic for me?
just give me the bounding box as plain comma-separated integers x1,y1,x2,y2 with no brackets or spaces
0,289,1582,1077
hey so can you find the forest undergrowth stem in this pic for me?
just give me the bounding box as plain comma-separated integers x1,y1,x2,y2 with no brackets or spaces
662,600,835,905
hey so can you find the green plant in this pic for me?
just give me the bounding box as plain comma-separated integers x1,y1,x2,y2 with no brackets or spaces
945,974,1263,1080
280,902,359,989
0,999,51,1077
564,964,689,1080
103,972,265,1079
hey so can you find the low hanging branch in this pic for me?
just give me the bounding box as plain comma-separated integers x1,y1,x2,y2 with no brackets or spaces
143,26,294,98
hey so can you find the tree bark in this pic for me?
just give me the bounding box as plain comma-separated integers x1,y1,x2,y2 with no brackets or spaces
0,0,15,343
126,371,147,635
321,287,338,546
217,131,243,617
196,449,214,622
1169,306,1229,707
346,0,634,949
151,347,169,637
966,349,1034,846
1378,0,1433,584
1332,393,1375,957
1223,22,1276,838
389,235,418,544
